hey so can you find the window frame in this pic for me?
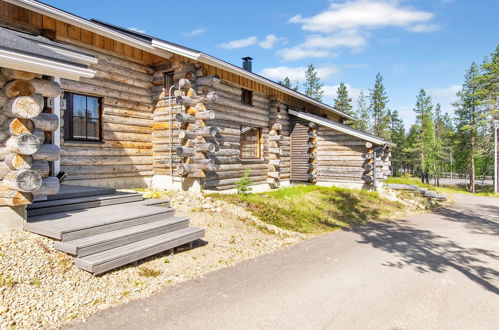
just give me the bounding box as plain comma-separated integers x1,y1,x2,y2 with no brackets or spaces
241,88,253,106
64,92,103,142
239,125,262,160
163,71,174,94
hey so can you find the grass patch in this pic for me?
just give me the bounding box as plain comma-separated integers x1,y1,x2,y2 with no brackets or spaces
137,267,162,278
211,185,405,234
385,177,497,197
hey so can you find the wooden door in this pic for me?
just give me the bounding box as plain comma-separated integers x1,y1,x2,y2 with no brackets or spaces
290,117,310,181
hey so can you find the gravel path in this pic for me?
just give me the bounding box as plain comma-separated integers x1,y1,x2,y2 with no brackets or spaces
0,192,305,329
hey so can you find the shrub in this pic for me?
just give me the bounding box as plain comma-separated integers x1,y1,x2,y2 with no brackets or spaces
236,168,252,195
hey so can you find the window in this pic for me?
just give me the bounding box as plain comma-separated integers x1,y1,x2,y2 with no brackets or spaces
241,88,253,106
163,71,174,93
64,92,102,142
240,126,262,159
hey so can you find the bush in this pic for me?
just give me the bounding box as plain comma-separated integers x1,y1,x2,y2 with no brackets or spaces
236,168,252,195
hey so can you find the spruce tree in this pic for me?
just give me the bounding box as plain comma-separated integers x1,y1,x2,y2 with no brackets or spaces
453,62,487,193
369,73,390,139
281,77,293,89
387,109,406,176
303,64,324,101
413,89,437,182
333,82,354,117
351,91,370,132
477,45,499,119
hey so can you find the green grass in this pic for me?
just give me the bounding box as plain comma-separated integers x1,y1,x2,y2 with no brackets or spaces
210,185,405,234
384,176,497,197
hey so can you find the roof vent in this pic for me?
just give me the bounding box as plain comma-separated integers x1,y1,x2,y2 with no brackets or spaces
242,57,253,72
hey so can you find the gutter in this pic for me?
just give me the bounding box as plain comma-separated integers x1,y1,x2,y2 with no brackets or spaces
0,49,96,80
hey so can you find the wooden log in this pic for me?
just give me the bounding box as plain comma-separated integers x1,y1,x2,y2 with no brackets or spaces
4,118,35,135
3,169,42,192
176,147,196,157
192,158,216,171
3,79,35,98
212,149,240,156
0,74,6,89
178,78,191,90
176,113,196,123
177,163,198,176
365,142,373,149
196,75,220,86
271,123,282,131
4,153,33,170
363,163,374,171
309,163,318,170
30,79,61,98
362,175,374,183
1,68,40,81
268,171,280,179
309,123,317,129
179,130,196,140
307,173,317,181
308,153,317,159
0,190,33,206
32,113,59,131
196,126,217,137
0,92,7,109
195,110,216,120
33,177,60,196
308,142,318,148
31,160,50,178
33,144,60,161
0,129,8,143
176,92,218,106
195,143,216,153
363,152,374,160
269,135,283,142
268,159,282,167
2,96,42,119
309,131,317,138
0,162,10,179
268,148,282,155
6,133,40,155
33,129,45,144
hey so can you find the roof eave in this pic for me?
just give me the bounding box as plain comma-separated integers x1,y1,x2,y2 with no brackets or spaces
288,109,396,148
0,49,96,80
4,0,174,59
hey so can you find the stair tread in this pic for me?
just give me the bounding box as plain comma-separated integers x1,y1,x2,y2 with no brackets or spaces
46,185,116,201
28,192,142,210
26,203,174,234
59,217,189,248
77,227,204,265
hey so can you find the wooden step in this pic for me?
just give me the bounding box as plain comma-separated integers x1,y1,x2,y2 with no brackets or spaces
55,217,190,257
45,185,116,201
27,192,143,217
25,203,175,240
75,227,205,275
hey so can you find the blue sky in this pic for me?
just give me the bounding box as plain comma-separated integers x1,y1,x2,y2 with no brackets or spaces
43,0,498,128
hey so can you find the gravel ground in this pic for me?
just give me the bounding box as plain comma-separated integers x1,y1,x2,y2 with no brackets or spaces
0,192,306,329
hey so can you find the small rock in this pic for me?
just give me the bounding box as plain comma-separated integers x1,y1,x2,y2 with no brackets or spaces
0,306,8,314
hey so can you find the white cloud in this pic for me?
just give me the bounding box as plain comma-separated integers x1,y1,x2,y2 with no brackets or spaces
406,23,441,33
428,84,460,110
259,34,278,49
289,0,434,32
218,36,258,49
260,65,337,82
127,27,146,33
278,47,336,61
183,28,206,37
301,30,367,49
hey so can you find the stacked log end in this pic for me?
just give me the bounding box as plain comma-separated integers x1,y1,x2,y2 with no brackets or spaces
267,98,283,187
175,66,220,181
307,123,318,182
0,67,61,206
361,142,375,187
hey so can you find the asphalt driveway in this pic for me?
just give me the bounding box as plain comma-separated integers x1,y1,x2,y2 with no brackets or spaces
70,194,499,330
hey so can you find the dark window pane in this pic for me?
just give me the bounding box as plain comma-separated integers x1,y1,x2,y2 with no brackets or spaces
73,95,86,117
73,116,86,138
86,97,99,118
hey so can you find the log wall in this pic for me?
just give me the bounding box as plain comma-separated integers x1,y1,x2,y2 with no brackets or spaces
316,128,391,185
58,44,159,186
0,67,61,205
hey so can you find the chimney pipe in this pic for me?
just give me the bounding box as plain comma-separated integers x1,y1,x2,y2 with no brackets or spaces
242,57,253,72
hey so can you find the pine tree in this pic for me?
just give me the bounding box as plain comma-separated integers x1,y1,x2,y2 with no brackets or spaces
333,82,354,116
303,64,324,101
453,62,488,193
351,91,370,132
280,77,293,89
413,89,437,182
403,124,420,175
369,73,390,139
477,45,499,119
387,109,406,176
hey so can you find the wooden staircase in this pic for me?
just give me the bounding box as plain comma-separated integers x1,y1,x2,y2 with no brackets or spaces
25,185,204,275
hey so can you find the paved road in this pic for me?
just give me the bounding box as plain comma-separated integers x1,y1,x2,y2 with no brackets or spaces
71,195,499,330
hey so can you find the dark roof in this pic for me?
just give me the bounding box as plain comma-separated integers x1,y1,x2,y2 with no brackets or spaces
0,26,90,68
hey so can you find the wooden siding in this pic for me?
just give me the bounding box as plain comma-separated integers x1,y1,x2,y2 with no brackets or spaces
290,117,310,181
316,128,389,184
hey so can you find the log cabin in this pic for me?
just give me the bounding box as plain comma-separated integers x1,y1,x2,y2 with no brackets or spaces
0,0,394,229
